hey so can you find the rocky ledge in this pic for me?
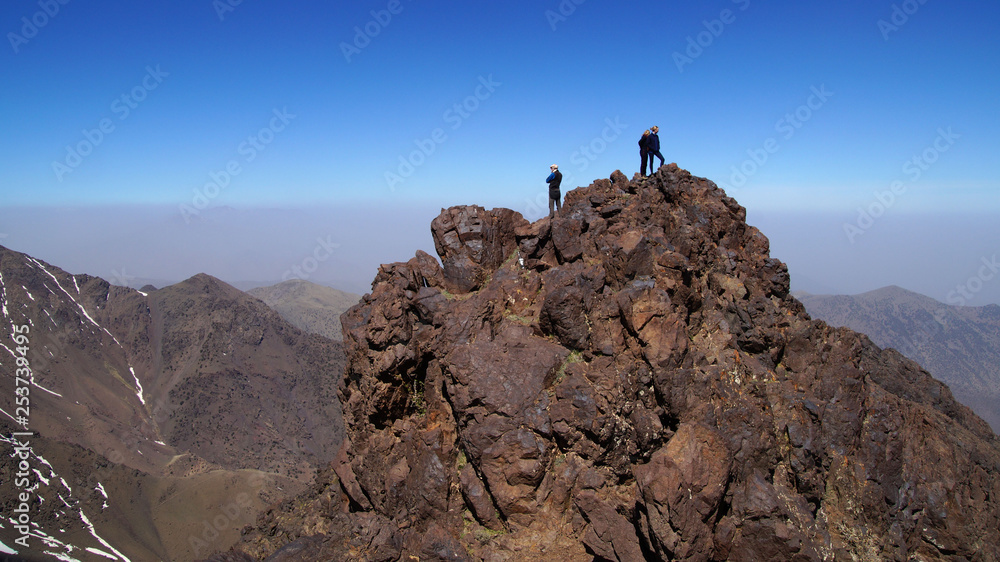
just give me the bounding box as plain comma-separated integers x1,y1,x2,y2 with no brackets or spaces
226,165,1000,561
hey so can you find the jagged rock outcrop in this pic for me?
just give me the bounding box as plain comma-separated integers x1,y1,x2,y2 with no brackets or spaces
231,165,1000,561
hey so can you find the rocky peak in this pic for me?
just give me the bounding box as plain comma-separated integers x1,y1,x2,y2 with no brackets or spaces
233,165,1000,561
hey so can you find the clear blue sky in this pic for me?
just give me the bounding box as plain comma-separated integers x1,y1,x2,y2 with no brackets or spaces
2,1,999,299
3,0,997,210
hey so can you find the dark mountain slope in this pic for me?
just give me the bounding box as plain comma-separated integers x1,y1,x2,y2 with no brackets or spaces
142,273,345,478
227,166,1000,561
0,247,346,560
0,248,173,475
800,285,1000,432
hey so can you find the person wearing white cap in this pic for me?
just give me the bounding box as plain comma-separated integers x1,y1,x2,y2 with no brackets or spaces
546,164,563,218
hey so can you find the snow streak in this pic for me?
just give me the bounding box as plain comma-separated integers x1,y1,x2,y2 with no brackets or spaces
0,435,130,561
26,257,145,405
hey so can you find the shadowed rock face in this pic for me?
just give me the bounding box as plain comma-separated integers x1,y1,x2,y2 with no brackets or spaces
799,285,1000,433
233,166,1000,561
431,205,527,294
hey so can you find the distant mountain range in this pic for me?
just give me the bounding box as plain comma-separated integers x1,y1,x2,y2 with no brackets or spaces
247,279,360,341
799,285,1000,433
4,171,1000,560
0,245,345,560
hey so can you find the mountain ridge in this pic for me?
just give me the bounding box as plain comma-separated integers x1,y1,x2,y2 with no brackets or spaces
224,165,1000,561
800,285,1000,432
0,246,346,561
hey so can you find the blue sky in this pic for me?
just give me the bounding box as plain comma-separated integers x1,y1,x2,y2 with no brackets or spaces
2,1,1000,299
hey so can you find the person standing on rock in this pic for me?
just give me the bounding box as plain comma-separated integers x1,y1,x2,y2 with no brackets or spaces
546,164,563,218
639,130,651,176
647,126,665,173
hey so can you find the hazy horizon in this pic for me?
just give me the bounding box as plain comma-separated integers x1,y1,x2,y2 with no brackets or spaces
2,2,998,302
3,197,1000,308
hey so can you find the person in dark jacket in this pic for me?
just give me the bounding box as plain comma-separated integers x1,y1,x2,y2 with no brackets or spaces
647,126,665,172
639,130,651,176
546,164,563,218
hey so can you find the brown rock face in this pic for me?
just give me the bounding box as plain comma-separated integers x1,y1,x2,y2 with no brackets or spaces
431,205,527,293
234,166,1000,561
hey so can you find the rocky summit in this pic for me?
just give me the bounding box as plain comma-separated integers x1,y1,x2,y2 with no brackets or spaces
229,165,1000,561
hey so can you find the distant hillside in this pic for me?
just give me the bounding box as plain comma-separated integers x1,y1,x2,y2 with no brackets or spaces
247,279,360,341
800,285,1000,433
148,274,346,477
0,245,345,561
0,418,296,562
